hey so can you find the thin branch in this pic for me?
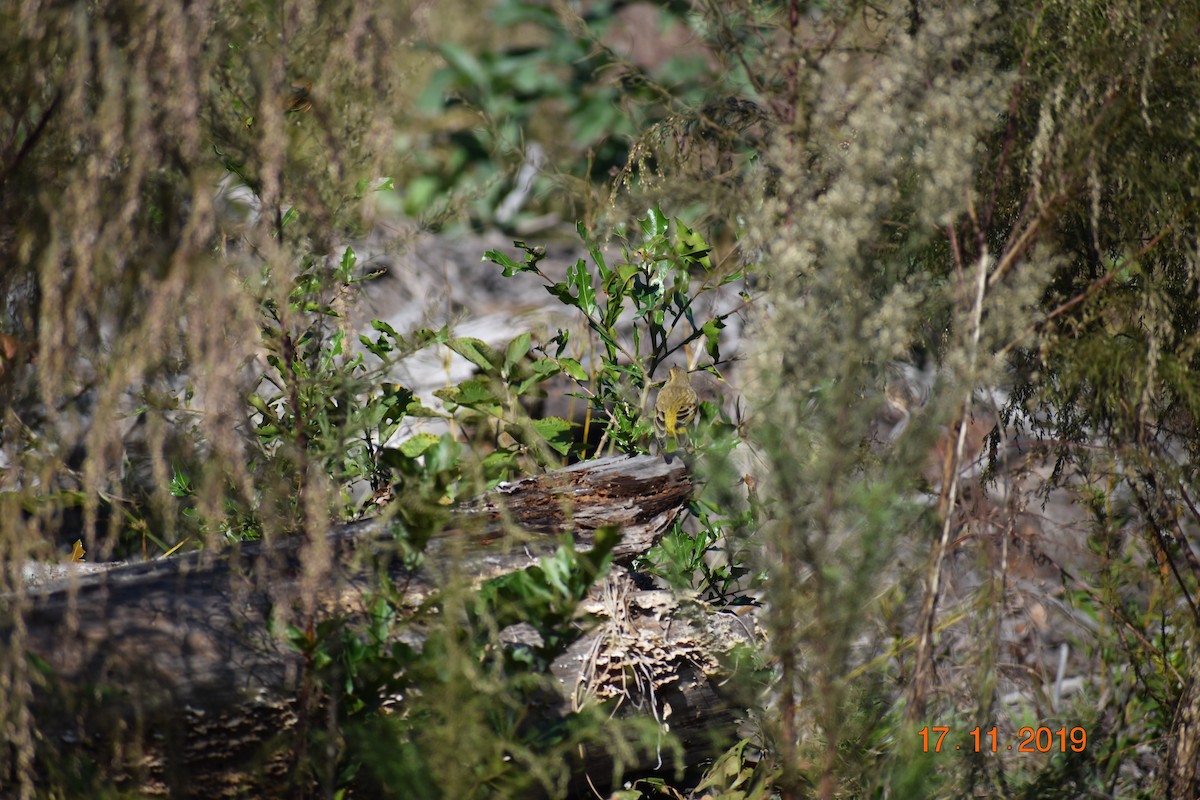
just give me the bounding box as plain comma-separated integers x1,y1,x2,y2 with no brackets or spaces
908,242,990,718
1128,477,1200,628
997,220,1177,359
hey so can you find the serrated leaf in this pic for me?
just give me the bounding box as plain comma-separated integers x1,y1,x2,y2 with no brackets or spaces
511,240,546,268
359,333,394,358
639,207,669,240
339,246,357,274
486,248,533,277
371,318,399,337
567,259,597,316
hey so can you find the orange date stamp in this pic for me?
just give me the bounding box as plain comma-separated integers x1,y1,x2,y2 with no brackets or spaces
918,726,1087,753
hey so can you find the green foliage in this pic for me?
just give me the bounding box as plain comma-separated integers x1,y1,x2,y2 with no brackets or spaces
410,0,722,225
284,527,640,797
7,0,1200,796
0,0,672,793
487,207,744,455
693,0,1200,796
636,497,754,603
430,331,579,469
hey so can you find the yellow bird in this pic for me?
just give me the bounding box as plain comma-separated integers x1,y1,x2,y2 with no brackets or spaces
655,366,698,439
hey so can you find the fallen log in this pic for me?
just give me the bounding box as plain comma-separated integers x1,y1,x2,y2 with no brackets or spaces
1,455,760,797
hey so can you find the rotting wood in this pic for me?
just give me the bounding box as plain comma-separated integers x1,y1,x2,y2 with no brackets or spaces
0,454,761,797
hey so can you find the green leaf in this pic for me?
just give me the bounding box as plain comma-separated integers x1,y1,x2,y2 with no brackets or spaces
702,317,726,361
318,330,345,372
412,326,450,348
572,97,626,145
403,402,443,418
558,357,589,382
403,175,441,214
24,651,56,678
487,241,545,276
434,378,500,409
514,358,563,394
448,337,500,372
530,416,575,455
567,259,597,316
425,434,462,474
511,240,546,266
482,449,519,475
338,246,357,278
371,319,399,337
485,248,528,276
399,433,441,458
248,394,275,416
436,42,490,90
549,328,569,357
639,207,669,240
630,270,665,316
578,220,610,281
674,218,713,269
504,332,532,374
676,290,697,329
491,1,558,25
546,281,574,307
471,527,620,662
169,467,193,498
377,383,414,424
359,332,394,358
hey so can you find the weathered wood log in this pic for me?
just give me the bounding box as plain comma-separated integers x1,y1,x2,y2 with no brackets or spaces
554,573,763,798
1,455,759,797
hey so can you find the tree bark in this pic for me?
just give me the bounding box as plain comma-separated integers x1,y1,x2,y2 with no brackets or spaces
3,455,759,797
